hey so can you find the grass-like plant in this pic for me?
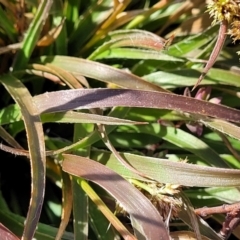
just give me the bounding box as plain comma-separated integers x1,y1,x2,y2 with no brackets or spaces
0,0,240,239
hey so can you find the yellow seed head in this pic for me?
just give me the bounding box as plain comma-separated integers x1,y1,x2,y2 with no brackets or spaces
207,0,240,24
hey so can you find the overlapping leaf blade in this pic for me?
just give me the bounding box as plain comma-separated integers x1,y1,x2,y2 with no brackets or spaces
33,88,240,123
90,150,240,187
0,75,46,240
62,154,169,240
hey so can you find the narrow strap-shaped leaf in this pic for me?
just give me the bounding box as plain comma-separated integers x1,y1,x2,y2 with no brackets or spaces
88,29,170,60
193,20,228,89
62,154,170,240
41,111,146,125
33,88,240,123
91,47,183,61
36,64,83,89
37,17,65,47
91,151,240,187
179,209,222,240
79,179,135,240
121,124,227,167
71,123,93,240
144,68,240,89
200,118,240,140
91,105,150,180
55,171,73,240
167,24,219,57
0,125,23,149
0,107,132,158
0,209,74,239
178,192,202,240
0,75,46,240
39,56,168,92
27,64,82,89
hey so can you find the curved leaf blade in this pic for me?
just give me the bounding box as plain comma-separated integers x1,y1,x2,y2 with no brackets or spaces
144,68,240,89
118,123,227,167
33,88,240,123
79,179,135,240
89,29,170,60
39,56,167,92
62,154,169,240
0,75,46,240
91,151,240,187
41,111,146,125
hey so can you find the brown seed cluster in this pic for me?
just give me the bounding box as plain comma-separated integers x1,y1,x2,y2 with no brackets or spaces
116,181,183,221
141,183,183,221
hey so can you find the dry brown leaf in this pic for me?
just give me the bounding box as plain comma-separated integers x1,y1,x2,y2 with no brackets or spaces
37,18,65,47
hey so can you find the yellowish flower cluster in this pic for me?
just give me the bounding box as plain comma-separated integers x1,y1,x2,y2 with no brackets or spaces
116,180,182,221
207,0,240,42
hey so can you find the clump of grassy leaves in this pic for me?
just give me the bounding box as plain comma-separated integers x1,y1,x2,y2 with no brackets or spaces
0,0,240,239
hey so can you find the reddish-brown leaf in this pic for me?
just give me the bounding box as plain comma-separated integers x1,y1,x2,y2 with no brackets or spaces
62,154,170,240
0,223,20,240
34,88,240,123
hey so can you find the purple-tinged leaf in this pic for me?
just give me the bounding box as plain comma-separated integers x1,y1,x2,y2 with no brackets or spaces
62,154,170,240
89,29,170,60
39,56,167,92
33,88,240,123
0,223,19,240
108,29,171,50
193,20,228,89
80,179,135,240
0,75,46,240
